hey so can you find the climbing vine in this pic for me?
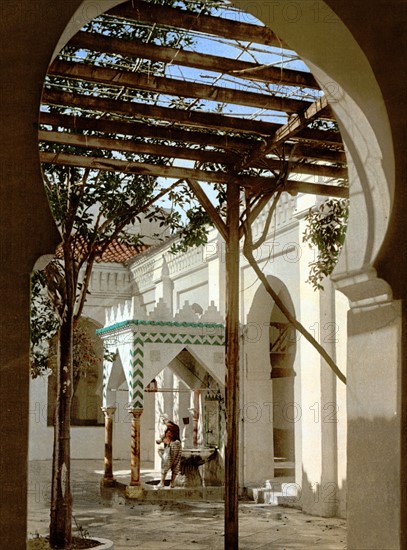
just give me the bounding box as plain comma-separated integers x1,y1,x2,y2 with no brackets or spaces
303,197,349,290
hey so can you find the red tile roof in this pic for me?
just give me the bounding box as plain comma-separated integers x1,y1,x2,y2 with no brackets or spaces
55,238,149,264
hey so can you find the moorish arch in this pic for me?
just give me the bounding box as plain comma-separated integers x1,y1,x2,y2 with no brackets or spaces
243,276,297,484
50,1,397,547
50,2,397,548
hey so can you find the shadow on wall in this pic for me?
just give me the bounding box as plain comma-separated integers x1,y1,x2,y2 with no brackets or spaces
278,468,347,520
346,416,401,550
279,414,401,544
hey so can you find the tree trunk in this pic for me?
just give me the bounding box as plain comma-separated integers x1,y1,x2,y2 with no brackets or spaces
49,312,74,548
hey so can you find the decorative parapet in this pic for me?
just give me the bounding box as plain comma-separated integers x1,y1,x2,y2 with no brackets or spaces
200,300,224,324
174,300,201,322
105,299,133,327
131,257,156,291
89,264,133,297
166,247,205,276
148,297,172,321
251,192,297,240
101,299,225,331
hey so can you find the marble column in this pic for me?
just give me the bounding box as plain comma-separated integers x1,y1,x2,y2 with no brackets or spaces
101,406,116,487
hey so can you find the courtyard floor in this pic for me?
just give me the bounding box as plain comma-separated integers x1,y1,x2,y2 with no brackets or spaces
27,460,346,549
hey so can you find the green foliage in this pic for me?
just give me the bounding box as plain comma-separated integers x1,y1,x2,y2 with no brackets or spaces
42,166,161,241
72,323,101,382
308,119,339,132
170,207,213,253
30,271,59,378
30,273,111,381
303,198,349,290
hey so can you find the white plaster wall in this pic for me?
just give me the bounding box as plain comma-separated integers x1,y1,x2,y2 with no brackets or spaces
110,387,134,460
29,375,108,460
347,301,402,549
335,289,348,519
173,269,209,312
295,215,329,516
140,391,156,463
240,193,348,507
240,196,313,487
84,264,134,327
29,367,131,461
204,231,226,314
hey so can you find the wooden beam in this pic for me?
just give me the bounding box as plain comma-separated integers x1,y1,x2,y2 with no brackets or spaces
40,151,348,198
38,112,258,151
285,180,348,198
232,94,336,172
39,129,346,179
108,0,286,48
186,179,228,241
288,144,346,165
39,113,345,164
48,59,311,115
39,130,232,165
69,30,319,90
42,90,343,145
291,128,342,147
269,95,330,145
262,156,346,179
39,150,262,186
42,89,280,136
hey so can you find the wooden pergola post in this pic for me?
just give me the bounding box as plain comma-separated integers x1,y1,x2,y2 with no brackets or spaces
224,182,240,549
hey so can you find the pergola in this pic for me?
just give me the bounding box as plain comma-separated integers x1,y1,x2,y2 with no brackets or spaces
38,1,348,547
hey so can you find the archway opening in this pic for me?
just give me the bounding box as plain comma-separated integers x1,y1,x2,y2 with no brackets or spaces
144,347,225,486
26,0,398,548
270,286,296,472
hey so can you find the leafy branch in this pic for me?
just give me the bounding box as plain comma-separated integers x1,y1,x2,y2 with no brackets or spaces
303,197,349,290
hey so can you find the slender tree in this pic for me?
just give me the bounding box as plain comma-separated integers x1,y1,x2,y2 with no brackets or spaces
35,165,209,548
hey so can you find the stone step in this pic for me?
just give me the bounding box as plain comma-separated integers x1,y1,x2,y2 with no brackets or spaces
245,477,295,505
116,480,224,501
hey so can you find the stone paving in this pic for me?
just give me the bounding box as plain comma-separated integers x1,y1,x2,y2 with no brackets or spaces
27,460,346,549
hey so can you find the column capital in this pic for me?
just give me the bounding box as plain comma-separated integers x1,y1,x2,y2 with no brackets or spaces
128,407,144,417
101,406,117,418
